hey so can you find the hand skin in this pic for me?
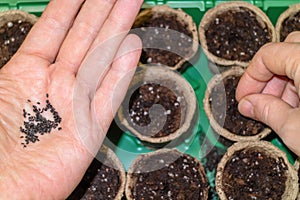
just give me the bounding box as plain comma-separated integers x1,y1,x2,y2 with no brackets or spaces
0,0,143,199
236,31,300,157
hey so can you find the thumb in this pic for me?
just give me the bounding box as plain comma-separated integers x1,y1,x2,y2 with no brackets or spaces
238,94,300,156
238,94,292,133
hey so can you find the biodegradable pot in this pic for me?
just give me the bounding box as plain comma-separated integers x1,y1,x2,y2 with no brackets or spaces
68,145,126,200
117,66,197,144
276,3,300,42
125,148,209,200
296,157,300,200
133,5,199,70
0,10,38,67
204,66,271,141
216,141,299,200
199,1,276,67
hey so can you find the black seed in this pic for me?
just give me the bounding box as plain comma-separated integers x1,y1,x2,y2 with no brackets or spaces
22,109,27,118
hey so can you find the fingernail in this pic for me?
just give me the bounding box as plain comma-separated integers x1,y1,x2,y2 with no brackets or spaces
238,99,254,118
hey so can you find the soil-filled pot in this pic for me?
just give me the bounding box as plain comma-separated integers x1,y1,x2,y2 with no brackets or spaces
117,66,197,145
199,1,275,67
132,5,198,70
296,157,300,200
0,10,38,68
67,145,126,200
216,141,299,200
276,3,300,42
126,148,209,200
204,66,271,142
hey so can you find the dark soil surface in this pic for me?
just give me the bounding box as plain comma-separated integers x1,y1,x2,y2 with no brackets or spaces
210,75,266,136
130,152,209,200
67,157,121,200
129,83,182,138
0,19,33,67
280,11,300,41
222,147,288,200
205,8,272,62
134,12,194,67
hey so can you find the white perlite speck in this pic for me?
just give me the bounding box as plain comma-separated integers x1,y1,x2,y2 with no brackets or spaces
7,21,13,28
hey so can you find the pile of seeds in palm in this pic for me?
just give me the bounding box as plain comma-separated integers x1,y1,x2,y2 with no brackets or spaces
20,94,62,147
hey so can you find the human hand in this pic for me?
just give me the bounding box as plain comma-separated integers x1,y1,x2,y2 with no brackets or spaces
236,31,300,157
0,0,142,199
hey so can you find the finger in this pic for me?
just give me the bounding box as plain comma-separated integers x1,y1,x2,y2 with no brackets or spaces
72,34,141,154
262,75,288,97
74,31,128,96
72,0,143,93
55,0,117,74
72,0,143,92
284,31,300,42
90,0,143,50
238,94,293,135
18,0,84,63
93,34,142,132
281,80,299,107
239,94,300,156
236,42,300,101
279,110,300,157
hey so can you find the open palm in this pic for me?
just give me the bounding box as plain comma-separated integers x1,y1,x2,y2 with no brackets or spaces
0,0,142,199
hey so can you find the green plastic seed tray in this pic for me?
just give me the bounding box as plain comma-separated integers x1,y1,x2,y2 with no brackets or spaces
1,0,299,199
